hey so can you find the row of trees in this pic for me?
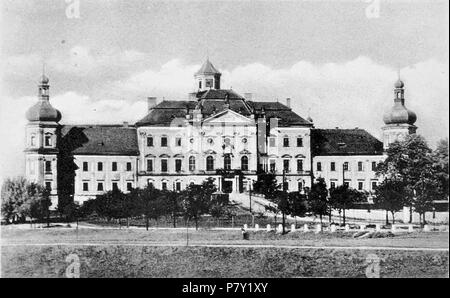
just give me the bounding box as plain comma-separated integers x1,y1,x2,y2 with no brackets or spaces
1,177,51,225
79,178,235,230
253,136,448,229
375,136,449,225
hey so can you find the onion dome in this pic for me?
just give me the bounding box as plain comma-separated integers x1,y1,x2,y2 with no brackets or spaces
383,79,416,125
40,74,49,85
26,74,61,122
26,101,62,122
394,79,404,88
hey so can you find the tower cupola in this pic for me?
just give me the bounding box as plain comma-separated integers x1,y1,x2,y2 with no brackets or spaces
194,59,221,91
26,74,61,123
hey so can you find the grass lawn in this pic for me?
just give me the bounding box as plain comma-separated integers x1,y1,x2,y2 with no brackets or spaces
1,227,448,277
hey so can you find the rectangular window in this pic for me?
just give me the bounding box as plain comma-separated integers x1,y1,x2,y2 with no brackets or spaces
83,182,89,191
176,181,181,192
330,162,336,171
161,159,168,172
358,181,364,191
269,137,276,147
97,182,104,191
175,159,182,172
126,162,132,171
371,181,378,190
112,162,118,172
297,137,303,147
344,181,350,188
316,162,322,172
283,137,289,147
45,135,52,146
147,159,153,172
45,181,52,190
298,181,303,191
206,157,214,171
112,182,119,191
147,136,153,147
29,161,35,175
297,160,303,172
45,161,52,173
371,161,377,171
283,182,289,191
343,162,349,171
175,137,182,147
127,182,133,191
30,135,36,147
358,162,363,172
161,137,168,147
189,157,196,172
97,162,103,171
83,162,89,172
330,181,336,189
162,182,167,190
283,160,290,172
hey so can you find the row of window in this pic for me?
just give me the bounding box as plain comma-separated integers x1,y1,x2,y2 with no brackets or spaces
30,134,53,147
267,159,304,173
316,161,378,172
269,137,303,148
82,181,134,192
82,161,133,172
146,155,250,172
329,180,378,191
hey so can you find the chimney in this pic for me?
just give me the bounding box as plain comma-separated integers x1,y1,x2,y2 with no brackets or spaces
123,121,129,128
244,93,253,101
147,97,157,111
286,98,291,108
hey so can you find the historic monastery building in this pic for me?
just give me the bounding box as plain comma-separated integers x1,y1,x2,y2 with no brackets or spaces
24,60,417,206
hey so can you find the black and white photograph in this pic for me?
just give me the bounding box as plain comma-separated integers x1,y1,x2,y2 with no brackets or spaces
0,0,448,283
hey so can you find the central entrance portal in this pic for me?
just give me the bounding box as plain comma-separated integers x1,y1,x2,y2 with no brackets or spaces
223,180,233,193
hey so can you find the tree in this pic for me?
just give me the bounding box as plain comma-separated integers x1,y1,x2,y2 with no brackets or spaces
373,179,406,224
1,177,28,223
329,185,365,226
94,189,128,227
432,139,449,201
138,185,165,230
376,134,434,223
181,178,217,230
307,178,329,224
26,183,51,227
287,191,308,225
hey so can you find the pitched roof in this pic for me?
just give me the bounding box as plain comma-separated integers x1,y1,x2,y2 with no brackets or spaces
60,125,139,156
135,91,312,127
311,128,383,156
250,101,313,127
195,59,221,75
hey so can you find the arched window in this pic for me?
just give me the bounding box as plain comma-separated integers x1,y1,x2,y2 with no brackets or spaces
241,156,249,171
224,155,231,170
189,156,196,172
206,156,214,171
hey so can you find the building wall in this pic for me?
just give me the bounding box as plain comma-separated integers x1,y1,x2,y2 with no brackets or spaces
73,155,138,204
312,155,386,192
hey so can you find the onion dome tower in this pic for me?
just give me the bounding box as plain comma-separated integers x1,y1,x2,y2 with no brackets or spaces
382,78,417,149
24,73,61,207
194,59,222,91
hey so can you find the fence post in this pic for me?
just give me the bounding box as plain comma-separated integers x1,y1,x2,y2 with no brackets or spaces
423,225,431,232
376,224,381,232
360,224,366,231
255,224,259,231
345,224,350,232
266,224,271,232
408,224,414,232
243,224,248,230
315,224,322,234
391,224,396,233
303,224,309,232
330,224,336,233
291,223,296,232
277,224,283,233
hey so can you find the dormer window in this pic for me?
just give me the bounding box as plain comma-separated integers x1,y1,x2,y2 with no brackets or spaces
198,81,202,89
205,79,213,88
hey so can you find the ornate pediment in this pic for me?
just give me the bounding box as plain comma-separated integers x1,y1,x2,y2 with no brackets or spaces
203,109,254,125
295,154,306,158
204,149,217,155
239,149,252,155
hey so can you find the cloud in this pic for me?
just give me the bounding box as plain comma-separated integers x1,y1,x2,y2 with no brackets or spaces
0,55,448,182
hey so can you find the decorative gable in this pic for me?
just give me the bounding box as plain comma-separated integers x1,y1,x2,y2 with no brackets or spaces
203,109,254,125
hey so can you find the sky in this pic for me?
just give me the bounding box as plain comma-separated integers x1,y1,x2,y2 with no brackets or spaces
0,0,449,182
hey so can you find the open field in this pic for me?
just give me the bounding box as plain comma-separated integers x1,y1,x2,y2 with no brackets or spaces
1,227,448,278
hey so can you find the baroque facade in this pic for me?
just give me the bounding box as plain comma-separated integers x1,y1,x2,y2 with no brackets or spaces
24,59,417,206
